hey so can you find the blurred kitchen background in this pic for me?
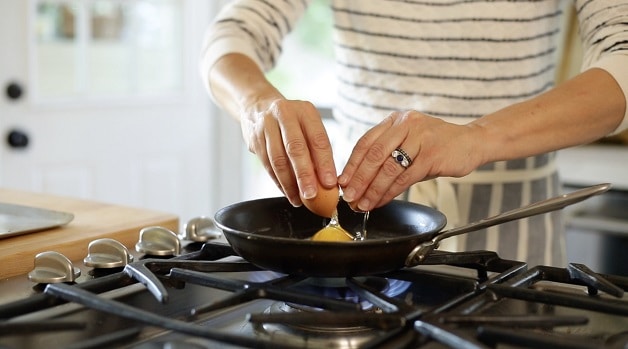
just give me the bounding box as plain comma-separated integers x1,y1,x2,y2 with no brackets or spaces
1,0,626,274
0,0,337,221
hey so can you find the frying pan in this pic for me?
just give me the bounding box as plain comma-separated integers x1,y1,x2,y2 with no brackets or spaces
214,183,610,277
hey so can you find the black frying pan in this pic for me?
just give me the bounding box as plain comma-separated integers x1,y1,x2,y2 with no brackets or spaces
214,183,610,277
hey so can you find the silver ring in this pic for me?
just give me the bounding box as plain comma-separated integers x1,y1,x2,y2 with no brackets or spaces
392,148,412,169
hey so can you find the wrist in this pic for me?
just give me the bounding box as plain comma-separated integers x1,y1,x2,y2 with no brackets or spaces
240,91,283,116
465,121,496,168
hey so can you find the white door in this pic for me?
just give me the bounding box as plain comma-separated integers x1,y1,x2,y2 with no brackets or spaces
0,0,224,225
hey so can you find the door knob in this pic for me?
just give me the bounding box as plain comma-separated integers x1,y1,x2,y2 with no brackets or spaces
7,129,29,148
5,82,23,100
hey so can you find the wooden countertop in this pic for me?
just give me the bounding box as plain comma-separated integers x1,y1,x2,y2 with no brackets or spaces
0,188,178,279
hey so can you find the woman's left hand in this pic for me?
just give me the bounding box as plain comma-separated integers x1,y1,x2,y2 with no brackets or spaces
338,110,485,212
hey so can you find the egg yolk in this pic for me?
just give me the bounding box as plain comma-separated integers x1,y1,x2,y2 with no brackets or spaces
311,224,354,242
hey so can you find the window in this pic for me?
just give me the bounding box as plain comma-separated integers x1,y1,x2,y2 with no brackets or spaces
265,0,335,107
241,0,337,200
34,0,184,102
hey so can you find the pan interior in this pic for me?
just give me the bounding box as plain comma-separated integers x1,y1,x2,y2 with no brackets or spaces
214,197,447,242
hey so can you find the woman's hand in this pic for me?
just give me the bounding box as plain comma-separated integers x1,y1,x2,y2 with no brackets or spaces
241,97,337,207
338,110,485,212
208,54,337,207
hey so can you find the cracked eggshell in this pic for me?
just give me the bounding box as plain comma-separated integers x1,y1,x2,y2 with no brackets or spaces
301,182,339,218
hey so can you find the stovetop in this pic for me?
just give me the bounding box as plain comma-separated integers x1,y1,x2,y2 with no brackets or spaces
1,237,628,349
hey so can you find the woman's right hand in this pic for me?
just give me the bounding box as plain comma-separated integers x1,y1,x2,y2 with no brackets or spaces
240,96,337,207
209,53,337,206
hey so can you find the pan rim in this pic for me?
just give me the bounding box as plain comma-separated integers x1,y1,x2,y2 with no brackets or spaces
214,196,447,246
215,222,438,246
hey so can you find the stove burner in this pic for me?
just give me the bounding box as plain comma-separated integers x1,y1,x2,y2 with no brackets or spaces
250,276,405,336
295,277,389,307
264,302,375,334
132,339,207,349
254,300,398,348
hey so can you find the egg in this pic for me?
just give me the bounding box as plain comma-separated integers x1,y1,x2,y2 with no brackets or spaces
311,224,353,242
301,182,339,218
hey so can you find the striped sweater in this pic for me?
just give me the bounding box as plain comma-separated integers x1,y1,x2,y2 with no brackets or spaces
202,0,628,133
201,0,628,266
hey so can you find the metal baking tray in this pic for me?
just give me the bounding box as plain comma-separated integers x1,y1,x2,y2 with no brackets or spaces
0,202,74,239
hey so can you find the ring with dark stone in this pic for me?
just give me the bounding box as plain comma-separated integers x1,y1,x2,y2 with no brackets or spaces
391,148,412,169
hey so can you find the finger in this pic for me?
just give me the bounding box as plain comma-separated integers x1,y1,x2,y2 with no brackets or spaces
262,112,302,206
350,129,409,211
259,141,301,204
355,146,410,211
246,116,300,204
342,118,407,205
274,101,318,200
339,116,394,201
300,106,337,188
348,160,425,212
339,117,393,184
374,172,435,209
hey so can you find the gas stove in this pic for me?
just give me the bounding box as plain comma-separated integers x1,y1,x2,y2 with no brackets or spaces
1,223,627,349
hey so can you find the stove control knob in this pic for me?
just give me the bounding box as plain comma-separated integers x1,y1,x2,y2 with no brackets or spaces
135,226,181,256
28,251,81,284
180,216,222,242
84,238,134,269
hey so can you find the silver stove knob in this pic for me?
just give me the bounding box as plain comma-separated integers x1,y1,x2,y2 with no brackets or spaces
28,251,81,284
135,226,181,256
84,238,134,268
180,216,222,242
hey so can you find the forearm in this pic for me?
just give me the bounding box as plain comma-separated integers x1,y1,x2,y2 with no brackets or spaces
208,53,284,121
472,68,626,165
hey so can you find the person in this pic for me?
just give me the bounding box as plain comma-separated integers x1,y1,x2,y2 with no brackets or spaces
200,1,628,266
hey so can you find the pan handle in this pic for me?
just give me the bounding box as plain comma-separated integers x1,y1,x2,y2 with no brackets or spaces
405,183,611,267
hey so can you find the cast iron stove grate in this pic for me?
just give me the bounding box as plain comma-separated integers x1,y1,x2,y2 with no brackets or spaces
1,242,627,349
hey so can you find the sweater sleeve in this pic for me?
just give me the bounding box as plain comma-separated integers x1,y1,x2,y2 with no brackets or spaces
576,0,628,134
199,0,311,103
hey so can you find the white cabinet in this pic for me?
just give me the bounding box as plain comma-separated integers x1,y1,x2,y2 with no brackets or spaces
558,145,628,276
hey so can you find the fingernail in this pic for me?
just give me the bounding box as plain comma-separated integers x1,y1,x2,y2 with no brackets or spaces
323,173,336,186
342,187,355,202
287,194,302,207
357,198,370,212
338,174,347,186
302,186,316,199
